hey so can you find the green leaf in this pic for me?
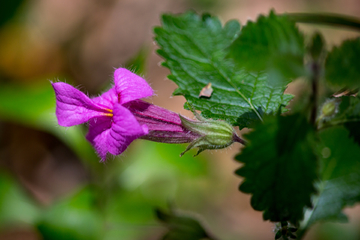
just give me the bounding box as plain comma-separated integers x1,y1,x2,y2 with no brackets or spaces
299,127,360,237
155,208,214,240
325,37,360,89
235,114,317,224
229,10,305,85
36,188,101,240
154,11,292,129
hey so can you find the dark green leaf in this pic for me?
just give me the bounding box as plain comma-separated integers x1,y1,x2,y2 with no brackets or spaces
325,37,360,89
229,10,305,85
235,114,317,224
154,11,292,129
36,188,101,240
155,208,214,240
299,127,360,237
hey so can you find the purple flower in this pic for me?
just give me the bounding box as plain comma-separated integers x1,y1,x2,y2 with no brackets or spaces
52,68,245,161
52,68,153,161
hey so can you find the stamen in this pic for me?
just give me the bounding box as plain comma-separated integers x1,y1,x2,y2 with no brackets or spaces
102,112,113,117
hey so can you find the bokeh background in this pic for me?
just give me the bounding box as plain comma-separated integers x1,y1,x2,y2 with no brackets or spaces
1,0,360,239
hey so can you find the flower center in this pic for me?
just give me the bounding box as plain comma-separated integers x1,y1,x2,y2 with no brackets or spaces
102,108,113,117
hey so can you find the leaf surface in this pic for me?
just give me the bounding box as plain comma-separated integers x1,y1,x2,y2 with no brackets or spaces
228,10,305,87
229,10,304,72
235,114,317,224
325,37,360,89
155,12,292,128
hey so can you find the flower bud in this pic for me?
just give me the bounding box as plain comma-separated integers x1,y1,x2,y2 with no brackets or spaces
321,99,337,117
319,98,339,121
179,111,244,156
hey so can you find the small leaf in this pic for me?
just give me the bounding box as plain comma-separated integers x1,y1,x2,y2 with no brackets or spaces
154,11,292,129
299,127,360,237
229,10,305,85
155,208,214,240
235,114,317,224
325,37,360,89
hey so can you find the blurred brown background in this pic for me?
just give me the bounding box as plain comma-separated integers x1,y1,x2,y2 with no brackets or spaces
1,0,360,240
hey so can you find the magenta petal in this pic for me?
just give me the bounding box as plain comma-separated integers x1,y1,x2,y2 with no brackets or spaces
86,116,112,161
86,104,148,161
52,82,111,127
107,104,148,156
114,68,153,104
92,87,117,109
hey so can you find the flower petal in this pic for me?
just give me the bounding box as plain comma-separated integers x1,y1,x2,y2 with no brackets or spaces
52,82,112,127
107,104,148,156
114,68,153,104
86,104,148,161
92,87,117,108
86,116,112,161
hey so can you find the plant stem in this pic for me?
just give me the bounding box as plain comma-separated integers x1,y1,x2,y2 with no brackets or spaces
310,62,320,125
286,13,360,31
233,134,246,145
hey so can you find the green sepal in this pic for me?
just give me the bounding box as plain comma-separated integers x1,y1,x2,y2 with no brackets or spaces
178,103,244,156
179,114,236,156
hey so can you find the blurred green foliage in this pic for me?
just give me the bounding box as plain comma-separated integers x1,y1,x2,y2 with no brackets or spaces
155,208,214,240
0,0,25,27
0,173,40,227
36,188,101,240
325,37,360,89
